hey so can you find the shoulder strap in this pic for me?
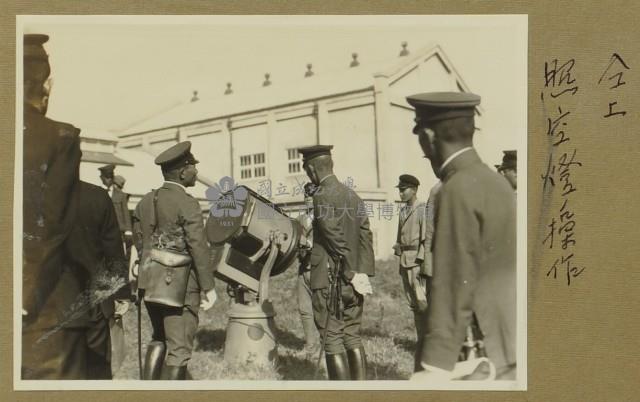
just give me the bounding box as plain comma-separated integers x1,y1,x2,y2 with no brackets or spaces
151,189,159,234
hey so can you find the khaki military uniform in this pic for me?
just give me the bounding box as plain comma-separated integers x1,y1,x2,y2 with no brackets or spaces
133,182,215,367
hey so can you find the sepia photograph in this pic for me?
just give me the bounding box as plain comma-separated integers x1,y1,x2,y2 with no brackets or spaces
15,15,527,390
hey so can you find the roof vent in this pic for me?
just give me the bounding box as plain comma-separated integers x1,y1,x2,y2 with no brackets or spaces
262,73,272,87
399,41,409,57
224,82,233,95
305,63,314,77
350,53,360,68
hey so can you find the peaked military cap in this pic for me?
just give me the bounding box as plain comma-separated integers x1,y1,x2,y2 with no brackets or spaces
155,141,199,171
24,34,49,61
98,164,116,178
297,144,333,163
407,92,481,125
497,150,517,171
396,174,420,189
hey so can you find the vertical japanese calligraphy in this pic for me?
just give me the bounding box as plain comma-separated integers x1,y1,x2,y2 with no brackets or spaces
541,58,585,286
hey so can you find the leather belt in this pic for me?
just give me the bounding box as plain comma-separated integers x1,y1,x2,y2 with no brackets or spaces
400,245,419,251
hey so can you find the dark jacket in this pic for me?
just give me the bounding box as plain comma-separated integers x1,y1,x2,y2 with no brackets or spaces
133,182,215,306
309,175,375,290
421,149,517,371
67,182,128,318
23,103,82,319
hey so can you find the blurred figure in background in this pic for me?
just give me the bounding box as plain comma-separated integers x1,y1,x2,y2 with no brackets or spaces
495,150,517,193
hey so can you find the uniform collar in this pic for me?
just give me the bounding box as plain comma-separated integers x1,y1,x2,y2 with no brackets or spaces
163,180,187,192
439,146,473,173
318,174,337,186
439,148,483,180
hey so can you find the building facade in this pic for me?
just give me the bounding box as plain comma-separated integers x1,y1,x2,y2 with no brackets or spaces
88,44,491,259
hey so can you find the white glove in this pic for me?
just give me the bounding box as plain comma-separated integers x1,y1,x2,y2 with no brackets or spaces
200,288,217,311
350,273,372,296
409,364,453,382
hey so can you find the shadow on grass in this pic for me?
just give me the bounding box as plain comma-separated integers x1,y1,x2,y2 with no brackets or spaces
274,327,306,350
276,353,324,380
392,336,416,353
194,328,226,352
277,353,410,381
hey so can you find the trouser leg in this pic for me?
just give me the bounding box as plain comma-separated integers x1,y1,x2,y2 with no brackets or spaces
86,308,112,379
22,326,88,380
298,271,318,348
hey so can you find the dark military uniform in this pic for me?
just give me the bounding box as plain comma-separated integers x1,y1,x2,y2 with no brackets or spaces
133,142,215,380
67,182,127,379
21,34,86,379
298,145,375,380
407,92,517,379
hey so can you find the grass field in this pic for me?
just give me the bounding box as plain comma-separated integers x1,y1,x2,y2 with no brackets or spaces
114,258,417,380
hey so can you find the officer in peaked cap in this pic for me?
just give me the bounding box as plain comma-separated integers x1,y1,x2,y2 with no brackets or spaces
22,33,91,379
407,92,517,381
133,141,216,380
496,150,517,192
395,174,420,189
155,141,200,171
392,174,434,371
98,164,116,190
297,144,375,380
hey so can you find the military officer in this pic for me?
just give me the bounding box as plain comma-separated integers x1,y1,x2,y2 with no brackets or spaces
392,174,432,371
98,164,115,192
298,145,375,380
21,33,87,379
406,92,517,381
133,141,217,380
495,150,517,192
65,181,128,379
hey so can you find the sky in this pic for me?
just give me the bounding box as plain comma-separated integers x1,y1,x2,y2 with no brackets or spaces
21,15,527,160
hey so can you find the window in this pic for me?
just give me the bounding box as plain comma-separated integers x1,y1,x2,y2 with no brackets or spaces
239,152,266,179
287,148,302,174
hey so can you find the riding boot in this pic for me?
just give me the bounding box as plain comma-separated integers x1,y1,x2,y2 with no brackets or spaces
160,364,187,380
142,341,165,380
346,346,367,380
325,352,350,380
